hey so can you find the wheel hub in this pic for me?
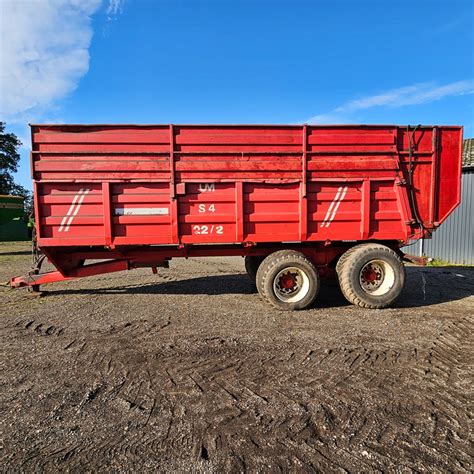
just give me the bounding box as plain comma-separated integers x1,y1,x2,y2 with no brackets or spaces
359,261,386,292
279,272,297,290
361,266,381,283
273,266,311,303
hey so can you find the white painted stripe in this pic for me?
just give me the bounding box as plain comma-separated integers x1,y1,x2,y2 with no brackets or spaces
58,189,83,232
63,189,90,232
320,186,343,227
114,207,169,216
325,186,348,227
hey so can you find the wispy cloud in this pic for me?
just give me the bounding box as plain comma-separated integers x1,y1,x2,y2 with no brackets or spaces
307,80,474,124
106,0,124,20
0,0,123,123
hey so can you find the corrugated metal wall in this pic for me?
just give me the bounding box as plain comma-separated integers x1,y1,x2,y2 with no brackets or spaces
404,171,473,265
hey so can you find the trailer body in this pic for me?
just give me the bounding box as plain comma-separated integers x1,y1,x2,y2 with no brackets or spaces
11,124,463,307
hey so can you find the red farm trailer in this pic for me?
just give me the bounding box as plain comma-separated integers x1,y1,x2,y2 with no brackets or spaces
11,124,463,310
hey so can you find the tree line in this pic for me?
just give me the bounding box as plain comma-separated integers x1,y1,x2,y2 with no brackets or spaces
0,121,32,212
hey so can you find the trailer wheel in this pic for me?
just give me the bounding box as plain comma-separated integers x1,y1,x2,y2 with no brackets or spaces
335,245,359,275
244,256,265,282
337,244,405,309
256,250,319,311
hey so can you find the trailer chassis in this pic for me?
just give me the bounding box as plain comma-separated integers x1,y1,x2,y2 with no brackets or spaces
10,242,396,291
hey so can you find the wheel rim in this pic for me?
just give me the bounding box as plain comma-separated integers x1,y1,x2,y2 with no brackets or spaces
273,267,310,303
359,259,395,296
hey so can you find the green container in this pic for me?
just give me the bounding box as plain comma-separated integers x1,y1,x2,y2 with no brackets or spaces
0,195,29,241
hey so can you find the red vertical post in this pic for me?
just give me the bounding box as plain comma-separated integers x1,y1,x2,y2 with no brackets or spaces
429,127,439,226
31,126,42,241
169,125,179,243
361,179,371,239
30,125,35,180
29,152,35,180
169,124,176,199
235,181,244,242
33,181,41,240
102,181,113,246
299,124,308,241
302,124,308,197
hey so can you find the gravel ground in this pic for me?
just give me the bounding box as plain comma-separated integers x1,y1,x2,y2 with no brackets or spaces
1,241,473,472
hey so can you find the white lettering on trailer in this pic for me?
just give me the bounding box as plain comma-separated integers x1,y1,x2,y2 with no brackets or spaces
199,183,215,192
114,208,169,216
193,225,224,235
198,204,216,213
58,188,90,232
320,186,348,228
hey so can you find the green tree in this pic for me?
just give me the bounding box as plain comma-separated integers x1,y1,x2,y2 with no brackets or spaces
0,122,32,212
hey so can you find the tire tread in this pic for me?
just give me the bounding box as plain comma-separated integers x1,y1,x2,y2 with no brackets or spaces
256,250,318,310
337,244,405,309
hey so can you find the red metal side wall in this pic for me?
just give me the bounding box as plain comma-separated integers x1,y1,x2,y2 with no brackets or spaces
31,124,463,248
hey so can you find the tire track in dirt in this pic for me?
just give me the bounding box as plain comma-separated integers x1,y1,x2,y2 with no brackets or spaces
4,333,447,472
3,277,473,471
14,318,65,337
415,316,474,472
3,247,474,470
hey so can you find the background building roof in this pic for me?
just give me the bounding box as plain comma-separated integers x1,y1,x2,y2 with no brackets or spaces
462,138,474,169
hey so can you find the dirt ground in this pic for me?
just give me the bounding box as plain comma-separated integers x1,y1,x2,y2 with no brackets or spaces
0,241,473,472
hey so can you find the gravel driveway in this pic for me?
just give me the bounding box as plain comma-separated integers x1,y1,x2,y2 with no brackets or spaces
1,242,473,471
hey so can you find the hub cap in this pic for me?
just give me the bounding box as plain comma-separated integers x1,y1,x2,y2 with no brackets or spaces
359,259,395,296
273,267,310,303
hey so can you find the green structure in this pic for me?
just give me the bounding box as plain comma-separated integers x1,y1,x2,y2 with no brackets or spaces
0,195,29,241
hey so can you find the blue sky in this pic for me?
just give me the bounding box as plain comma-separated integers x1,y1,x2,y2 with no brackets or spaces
1,0,473,190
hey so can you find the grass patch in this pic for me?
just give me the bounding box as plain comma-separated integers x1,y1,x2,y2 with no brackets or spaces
427,258,473,267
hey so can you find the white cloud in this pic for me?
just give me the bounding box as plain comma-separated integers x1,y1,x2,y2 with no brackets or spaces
307,80,474,124
106,0,123,18
0,0,123,123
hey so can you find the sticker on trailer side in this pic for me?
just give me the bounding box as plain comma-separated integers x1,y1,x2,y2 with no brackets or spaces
114,208,169,216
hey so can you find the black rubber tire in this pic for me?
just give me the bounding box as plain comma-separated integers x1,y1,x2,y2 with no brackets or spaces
336,243,405,309
244,256,265,282
256,250,320,311
256,250,302,297
335,245,360,275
